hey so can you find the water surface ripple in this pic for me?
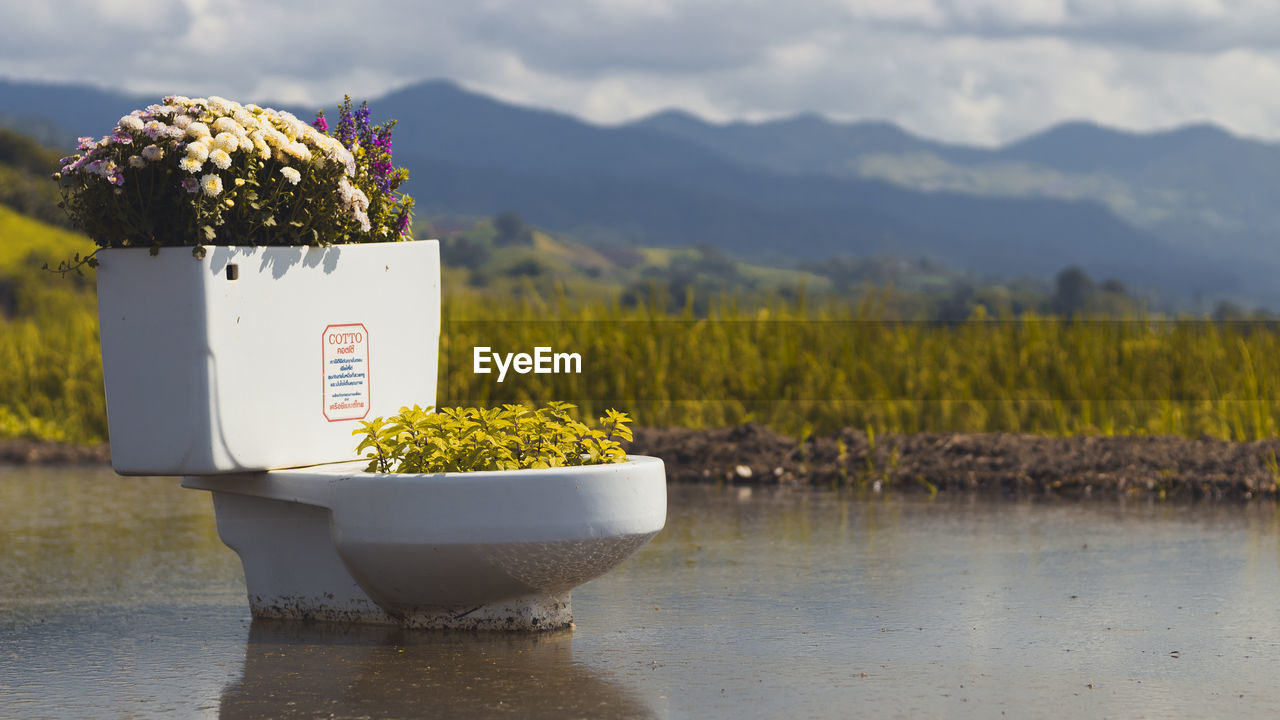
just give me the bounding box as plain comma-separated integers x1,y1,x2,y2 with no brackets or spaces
2,469,1279,718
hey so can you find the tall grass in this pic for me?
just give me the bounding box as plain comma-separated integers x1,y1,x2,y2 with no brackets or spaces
0,293,104,443
441,296,1280,440
7,288,1280,443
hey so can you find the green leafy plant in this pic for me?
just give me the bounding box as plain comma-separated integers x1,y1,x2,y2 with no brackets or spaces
51,94,413,270
354,402,633,474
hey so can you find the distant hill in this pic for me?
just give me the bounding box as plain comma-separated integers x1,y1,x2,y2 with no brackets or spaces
631,110,1280,306
0,127,72,228
0,77,1263,304
357,81,1215,293
634,109,990,173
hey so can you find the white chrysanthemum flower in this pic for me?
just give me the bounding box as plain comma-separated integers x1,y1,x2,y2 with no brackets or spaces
209,148,232,170
186,122,211,139
207,96,232,115
282,141,311,162
351,187,369,211
322,139,357,177
178,157,203,173
232,109,256,128
354,209,372,232
143,120,167,139
212,132,239,153
279,166,301,185
128,156,146,168
337,176,355,205
142,144,163,161
163,125,186,140
269,114,301,141
250,132,271,160
119,115,144,132
262,129,288,148
201,173,223,197
185,141,210,162
173,114,193,130
211,117,240,135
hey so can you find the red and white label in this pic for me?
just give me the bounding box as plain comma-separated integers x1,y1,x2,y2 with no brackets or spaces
322,323,371,422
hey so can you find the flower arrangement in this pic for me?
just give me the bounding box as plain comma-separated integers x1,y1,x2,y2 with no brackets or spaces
356,402,634,473
53,94,413,263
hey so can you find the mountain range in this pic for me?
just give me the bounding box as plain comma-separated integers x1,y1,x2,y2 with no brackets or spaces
1,77,1275,306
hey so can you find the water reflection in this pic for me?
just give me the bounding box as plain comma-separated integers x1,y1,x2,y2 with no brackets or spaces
220,620,654,719
0,467,241,607
5,468,1280,717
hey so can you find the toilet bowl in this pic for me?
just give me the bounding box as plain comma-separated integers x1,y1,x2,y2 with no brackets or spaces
96,237,667,629
182,455,667,630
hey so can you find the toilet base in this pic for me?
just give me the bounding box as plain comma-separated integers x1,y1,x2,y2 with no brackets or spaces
246,590,573,631
185,457,667,632
207,490,576,631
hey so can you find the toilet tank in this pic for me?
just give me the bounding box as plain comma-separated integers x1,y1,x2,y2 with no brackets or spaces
96,240,440,475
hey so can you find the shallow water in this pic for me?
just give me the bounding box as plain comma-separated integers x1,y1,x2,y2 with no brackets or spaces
2,468,1280,718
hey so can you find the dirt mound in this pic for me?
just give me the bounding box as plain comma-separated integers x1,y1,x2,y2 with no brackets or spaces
0,439,111,466
629,426,1280,500
7,429,1279,500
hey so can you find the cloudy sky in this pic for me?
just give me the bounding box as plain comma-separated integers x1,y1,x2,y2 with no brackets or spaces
3,0,1279,146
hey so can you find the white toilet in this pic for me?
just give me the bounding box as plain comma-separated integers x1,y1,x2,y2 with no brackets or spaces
96,239,667,630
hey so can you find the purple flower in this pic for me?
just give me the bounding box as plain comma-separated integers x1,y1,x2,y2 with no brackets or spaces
77,136,95,150
312,112,329,134
370,160,392,192
335,97,357,147
356,103,371,137
182,177,199,193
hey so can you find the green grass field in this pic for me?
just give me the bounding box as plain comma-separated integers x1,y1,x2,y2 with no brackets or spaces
4,208,1280,445
438,299,1280,441
0,204,95,273
0,206,103,442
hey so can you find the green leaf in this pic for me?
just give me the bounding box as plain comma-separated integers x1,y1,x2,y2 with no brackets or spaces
359,403,631,474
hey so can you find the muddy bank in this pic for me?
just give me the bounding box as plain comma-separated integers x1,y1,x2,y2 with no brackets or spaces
0,439,111,466
627,425,1280,500
6,429,1280,500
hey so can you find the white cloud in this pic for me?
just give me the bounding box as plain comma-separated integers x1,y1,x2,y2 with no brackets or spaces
2,0,1280,144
